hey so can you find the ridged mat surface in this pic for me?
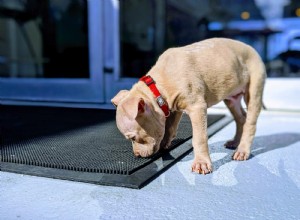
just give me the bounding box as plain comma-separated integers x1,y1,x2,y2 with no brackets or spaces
0,106,223,176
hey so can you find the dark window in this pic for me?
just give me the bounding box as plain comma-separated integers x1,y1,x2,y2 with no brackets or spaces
0,0,89,78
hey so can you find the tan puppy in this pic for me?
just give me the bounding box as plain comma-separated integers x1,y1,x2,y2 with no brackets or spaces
112,38,266,174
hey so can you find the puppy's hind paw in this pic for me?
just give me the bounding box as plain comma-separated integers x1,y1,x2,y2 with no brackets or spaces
224,140,239,149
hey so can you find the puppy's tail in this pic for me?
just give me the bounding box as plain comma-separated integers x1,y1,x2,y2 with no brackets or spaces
246,48,267,115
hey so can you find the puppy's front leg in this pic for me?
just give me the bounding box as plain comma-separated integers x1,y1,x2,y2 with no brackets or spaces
161,111,183,149
188,106,212,174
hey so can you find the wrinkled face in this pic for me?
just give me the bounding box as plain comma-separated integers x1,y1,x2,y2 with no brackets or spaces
116,106,165,158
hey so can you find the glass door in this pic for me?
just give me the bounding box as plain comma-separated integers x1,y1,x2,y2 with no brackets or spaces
0,0,104,104
105,0,205,102
104,0,167,101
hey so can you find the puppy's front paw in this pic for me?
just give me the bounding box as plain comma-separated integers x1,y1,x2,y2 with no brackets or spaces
160,135,175,150
191,157,213,175
232,149,250,161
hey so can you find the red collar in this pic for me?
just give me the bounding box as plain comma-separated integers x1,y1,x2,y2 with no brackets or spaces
140,75,170,117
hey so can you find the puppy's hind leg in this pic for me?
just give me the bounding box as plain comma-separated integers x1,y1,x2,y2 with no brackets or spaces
233,60,266,161
224,94,246,149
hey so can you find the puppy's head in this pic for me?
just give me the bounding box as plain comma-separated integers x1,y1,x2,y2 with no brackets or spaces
112,90,166,157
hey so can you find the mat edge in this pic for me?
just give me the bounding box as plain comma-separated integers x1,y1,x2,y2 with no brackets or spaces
1,115,232,189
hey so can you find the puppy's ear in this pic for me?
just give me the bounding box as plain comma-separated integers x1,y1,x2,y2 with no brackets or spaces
121,97,147,119
138,98,145,114
111,90,129,107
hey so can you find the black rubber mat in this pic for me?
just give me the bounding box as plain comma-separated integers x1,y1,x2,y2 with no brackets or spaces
0,105,231,188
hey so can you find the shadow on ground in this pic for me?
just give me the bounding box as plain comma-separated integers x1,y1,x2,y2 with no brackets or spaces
210,133,300,171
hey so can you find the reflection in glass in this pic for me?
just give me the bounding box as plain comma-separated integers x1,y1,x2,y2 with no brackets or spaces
120,0,300,78
0,0,89,78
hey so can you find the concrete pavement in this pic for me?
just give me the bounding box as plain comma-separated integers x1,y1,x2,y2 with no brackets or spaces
1,79,300,220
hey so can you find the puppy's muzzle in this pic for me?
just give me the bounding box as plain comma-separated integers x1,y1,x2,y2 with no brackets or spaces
133,144,160,158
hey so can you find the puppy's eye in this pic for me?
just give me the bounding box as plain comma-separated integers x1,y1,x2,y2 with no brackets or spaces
131,137,136,142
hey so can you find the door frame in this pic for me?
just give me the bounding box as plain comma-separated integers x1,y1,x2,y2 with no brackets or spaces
103,0,138,104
